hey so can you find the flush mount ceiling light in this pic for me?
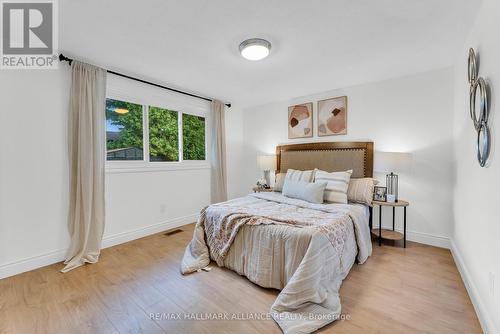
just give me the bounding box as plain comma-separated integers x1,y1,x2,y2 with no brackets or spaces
239,38,271,61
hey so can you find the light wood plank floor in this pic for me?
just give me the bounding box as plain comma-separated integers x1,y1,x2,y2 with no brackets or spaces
0,224,482,334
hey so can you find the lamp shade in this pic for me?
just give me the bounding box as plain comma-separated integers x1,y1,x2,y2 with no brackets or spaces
374,151,412,173
257,155,277,171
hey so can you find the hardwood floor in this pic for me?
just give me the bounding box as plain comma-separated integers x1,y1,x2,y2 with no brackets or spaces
0,224,482,334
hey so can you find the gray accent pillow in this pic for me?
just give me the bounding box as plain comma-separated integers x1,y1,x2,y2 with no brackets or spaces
282,179,327,204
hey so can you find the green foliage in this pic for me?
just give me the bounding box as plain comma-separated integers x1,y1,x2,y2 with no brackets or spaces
183,114,205,160
149,106,179,161
106,99,143,151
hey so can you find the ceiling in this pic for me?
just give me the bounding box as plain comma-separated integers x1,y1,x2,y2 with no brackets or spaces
60,0,480,108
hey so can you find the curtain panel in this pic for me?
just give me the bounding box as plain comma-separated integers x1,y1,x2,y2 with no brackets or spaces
62,61,107,273
210,100,228,203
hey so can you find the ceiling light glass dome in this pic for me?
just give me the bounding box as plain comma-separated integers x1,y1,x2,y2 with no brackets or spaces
239,38,271,61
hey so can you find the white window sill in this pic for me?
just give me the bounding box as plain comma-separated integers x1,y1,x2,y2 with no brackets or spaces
106,162,210,174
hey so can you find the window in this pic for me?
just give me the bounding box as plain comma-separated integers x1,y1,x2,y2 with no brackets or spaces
105,98,206,165
106,99,143,161
183,114,206,160
149,106,179,162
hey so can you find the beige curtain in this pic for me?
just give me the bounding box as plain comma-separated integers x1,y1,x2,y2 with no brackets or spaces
62,61,107,273
210,100,227,203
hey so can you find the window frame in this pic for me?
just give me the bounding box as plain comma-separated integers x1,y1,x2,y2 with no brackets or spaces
105,90,209,173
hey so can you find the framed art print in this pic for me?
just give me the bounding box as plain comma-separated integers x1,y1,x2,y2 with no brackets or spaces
288,102,313,139
317,96,347,136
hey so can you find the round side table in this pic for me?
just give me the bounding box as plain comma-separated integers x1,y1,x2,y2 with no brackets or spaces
372,200,409,248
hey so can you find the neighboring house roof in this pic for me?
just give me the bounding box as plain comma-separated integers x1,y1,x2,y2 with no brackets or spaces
107,147,141,153
106,131,121,141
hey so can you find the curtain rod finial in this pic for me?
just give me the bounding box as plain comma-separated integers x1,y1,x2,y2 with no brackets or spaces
59,54,73,65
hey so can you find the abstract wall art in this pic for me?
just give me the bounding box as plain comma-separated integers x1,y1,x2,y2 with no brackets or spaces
288,102,313,139
317,96,347,136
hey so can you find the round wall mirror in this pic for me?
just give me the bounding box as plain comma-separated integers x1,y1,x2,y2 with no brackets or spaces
468,48,477,84
477,122,490,167
469,77,488,131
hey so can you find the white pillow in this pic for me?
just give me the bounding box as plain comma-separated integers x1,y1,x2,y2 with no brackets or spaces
274,169,315,192
282,179,327,204
314,169,353,204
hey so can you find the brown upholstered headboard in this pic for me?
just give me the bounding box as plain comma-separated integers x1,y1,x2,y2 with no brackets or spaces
276,142,374,178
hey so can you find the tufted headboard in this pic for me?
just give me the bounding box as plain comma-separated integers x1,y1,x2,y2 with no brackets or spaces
276,142,374,178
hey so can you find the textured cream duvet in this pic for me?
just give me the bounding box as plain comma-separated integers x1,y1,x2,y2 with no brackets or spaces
181,192,372,334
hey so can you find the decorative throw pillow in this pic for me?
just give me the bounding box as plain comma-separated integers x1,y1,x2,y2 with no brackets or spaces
314,169,353,204
274,173,286,192
285,169,315,182
274,169,315,192
347,178,379,206
282,179,327,204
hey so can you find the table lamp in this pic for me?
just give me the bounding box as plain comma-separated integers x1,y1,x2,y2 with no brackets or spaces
257,155,277,187
374,151,412,202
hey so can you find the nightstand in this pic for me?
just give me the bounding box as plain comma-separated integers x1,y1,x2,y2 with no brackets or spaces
371,200,409,248
252,187,273,193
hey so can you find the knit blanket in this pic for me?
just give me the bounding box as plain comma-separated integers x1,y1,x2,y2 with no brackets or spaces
181,192,372,334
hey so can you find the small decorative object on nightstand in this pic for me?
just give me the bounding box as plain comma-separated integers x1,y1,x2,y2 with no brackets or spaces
253,186,273,193
372,200,409,248
255,178,271,192
373,186,387,202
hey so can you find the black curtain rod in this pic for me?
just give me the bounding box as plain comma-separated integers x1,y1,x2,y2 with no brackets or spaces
59,54,231,108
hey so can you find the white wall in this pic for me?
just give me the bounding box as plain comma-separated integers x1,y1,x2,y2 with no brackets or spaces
0,69,212,279
452,0,500,332
237,68,455,248
104,168,207,244
0,69,70,278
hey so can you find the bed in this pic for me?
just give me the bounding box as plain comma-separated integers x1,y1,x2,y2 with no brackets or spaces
181,142,374,334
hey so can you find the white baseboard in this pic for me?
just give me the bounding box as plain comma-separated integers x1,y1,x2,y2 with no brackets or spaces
378,224,450,249
450,239,496,334
0,214,198,280
101,213,198,249
402,229,450,249
0,248,68,280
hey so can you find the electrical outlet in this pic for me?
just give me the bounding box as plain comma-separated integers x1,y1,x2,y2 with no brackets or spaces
489,272,495,296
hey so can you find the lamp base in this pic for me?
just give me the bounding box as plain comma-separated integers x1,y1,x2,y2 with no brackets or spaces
386,172,399,202
263,170,271,187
